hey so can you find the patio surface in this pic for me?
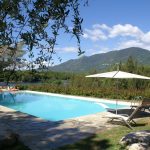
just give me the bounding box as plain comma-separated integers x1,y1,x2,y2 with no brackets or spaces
0,105,149,150
0,105,118,150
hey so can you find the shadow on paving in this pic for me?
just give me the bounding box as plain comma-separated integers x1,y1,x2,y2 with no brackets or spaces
0,110,102,150
0,108,149,149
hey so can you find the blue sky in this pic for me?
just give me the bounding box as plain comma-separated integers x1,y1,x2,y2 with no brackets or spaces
24,0,150,65
52,0,150,65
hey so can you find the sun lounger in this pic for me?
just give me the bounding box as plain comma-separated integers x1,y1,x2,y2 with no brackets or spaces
130,96,142,108
131,97,150,111
104,106,141,129
106,108,117,112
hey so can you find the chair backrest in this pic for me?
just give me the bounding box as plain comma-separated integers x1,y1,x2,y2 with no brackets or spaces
128,98,150,122
127,106,141,122
141,98,150,106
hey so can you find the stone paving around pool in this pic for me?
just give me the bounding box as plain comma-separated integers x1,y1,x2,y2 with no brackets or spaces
0,105,117,150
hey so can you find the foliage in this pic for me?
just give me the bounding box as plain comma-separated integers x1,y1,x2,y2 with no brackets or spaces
0,42,26,84
0,42,25,70
0,0,85,71
19,84,150,100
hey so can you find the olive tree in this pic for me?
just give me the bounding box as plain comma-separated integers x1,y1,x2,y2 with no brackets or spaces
0,0,86,70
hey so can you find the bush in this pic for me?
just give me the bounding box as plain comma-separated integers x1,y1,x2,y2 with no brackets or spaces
19,83,150,101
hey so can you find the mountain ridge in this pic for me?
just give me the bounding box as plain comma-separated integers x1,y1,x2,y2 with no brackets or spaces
50,47,150,72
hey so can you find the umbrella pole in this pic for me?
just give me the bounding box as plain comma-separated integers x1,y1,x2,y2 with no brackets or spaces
116,78,118,114
116,64,119,114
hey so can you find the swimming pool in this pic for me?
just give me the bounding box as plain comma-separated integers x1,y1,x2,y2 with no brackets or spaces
0,91,127,121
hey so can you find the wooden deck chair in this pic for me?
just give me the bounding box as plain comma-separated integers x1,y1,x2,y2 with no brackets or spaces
131,98,150,111
104,106,141,129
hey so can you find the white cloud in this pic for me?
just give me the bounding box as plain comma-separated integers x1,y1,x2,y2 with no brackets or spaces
80,47,110,56
109,24,143,38
93,24,111,31
118,40,143,49
83,24,144,40
83,24,150,51
82,28,107,41
82,33,89,38
55,47,77,53
117,39,150,50
91,47,111,55
141,31,150,43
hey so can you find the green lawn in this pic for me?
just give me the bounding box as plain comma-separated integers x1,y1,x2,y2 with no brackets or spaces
58,118,150,150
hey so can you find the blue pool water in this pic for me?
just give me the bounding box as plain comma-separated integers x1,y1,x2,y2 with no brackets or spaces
0,92,127,121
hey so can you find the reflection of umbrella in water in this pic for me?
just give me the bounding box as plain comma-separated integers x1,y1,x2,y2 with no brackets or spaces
86,70,150,114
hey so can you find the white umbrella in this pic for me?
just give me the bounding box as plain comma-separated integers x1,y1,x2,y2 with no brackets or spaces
86,70,150,113
86,71,150,79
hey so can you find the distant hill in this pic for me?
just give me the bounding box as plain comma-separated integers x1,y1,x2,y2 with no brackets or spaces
50,47,150,73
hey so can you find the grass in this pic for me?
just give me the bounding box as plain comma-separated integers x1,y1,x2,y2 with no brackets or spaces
58,118,150,150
